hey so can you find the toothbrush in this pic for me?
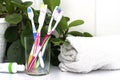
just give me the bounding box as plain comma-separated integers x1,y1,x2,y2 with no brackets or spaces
37,6,63,69
39,6,63,57
34,4,47,68
48,6,61,32
27,7,37,65
27,4,47,70
28,4,47,69
40,6,63,49
33,4,47,54
35,6,62,68
27,7,37,40
37,7,63,68
27,6,63,70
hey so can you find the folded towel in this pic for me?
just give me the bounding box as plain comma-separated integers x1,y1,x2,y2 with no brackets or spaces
58,35,120,73
58,44,77,63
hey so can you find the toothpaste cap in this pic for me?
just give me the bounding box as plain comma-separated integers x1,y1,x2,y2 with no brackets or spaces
17,64,25,72
8,63,25,73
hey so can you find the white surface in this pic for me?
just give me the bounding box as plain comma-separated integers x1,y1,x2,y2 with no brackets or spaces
0,66,120,80
96,0,120,36
60,0,96,36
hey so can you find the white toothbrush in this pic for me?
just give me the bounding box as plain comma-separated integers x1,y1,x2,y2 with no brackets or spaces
37,6,63,68
34,4,47,69
40,6,63,57
40,6,63,49
27,7,37,40
27,7,37,66
33,4,47,55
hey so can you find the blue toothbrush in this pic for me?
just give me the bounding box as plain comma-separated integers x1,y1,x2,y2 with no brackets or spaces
27,7,37,40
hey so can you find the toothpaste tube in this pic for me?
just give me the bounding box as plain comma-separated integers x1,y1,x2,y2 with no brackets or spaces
0,62,25,73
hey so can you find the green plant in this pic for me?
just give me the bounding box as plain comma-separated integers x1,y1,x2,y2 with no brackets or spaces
0,0,33,64
4,0,92,65
43,0,92,66
0,0,32,18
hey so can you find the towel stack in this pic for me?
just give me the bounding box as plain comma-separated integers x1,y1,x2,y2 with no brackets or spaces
58,36,120,73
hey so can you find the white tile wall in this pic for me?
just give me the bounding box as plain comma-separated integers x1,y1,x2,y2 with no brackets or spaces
22,0,120,36
96,0,120,36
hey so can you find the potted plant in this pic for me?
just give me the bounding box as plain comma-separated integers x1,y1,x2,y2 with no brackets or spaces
43,0,93,66
0,0,32,63
4,0,92,66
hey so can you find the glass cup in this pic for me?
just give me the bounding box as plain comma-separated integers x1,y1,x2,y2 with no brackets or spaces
24,36,50,76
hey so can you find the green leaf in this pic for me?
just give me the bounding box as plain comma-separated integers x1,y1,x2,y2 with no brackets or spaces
0,0,4,3
68,31,83,36
55,16,69,36
11,0,22,3
5,13,22,24
83,32,93,37
69,20,84,28
4,0,13,14
51,38,64,46
44,15,51,25
59,16,68,31
4,26,19,42
7,40,25,64
11,0,30,13
43,0,60,12
51,44,60,66
64,16,70,22
23,1,33,7
20,22,32,47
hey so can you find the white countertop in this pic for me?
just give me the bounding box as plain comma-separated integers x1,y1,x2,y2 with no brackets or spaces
0,66,120,80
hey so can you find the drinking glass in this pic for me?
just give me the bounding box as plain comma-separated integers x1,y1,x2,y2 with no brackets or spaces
24,36,50,76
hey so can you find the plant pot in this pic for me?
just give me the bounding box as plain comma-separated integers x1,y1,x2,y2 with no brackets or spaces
0,18,9,63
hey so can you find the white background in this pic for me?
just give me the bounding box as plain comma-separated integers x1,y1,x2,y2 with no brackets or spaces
22,0,120,36
96,0,120,36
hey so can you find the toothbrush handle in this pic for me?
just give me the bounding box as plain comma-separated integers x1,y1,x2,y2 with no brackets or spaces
28,32,52,70
41,38,50,56
40,31,53,48
27,45,42,70
34,33,40,54
33,33,37,40
31,20,37,40
27,56,36,71
36,38,50,68
38,52,45,68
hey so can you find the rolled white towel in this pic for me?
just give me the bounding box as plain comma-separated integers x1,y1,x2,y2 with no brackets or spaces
58,35,120,73
58,44,77,63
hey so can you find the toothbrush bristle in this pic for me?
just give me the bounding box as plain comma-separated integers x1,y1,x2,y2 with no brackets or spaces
53,6,63,21
40,4,47,11
27,7,32,13
56,7,61,13
27,7,34,19
41,4,47,8
38,4,47,21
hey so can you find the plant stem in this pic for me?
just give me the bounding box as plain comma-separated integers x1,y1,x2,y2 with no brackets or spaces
63,29,69,40
4,0,13,14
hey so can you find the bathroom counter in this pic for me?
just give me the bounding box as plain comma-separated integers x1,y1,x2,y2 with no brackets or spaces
0,66,120,80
